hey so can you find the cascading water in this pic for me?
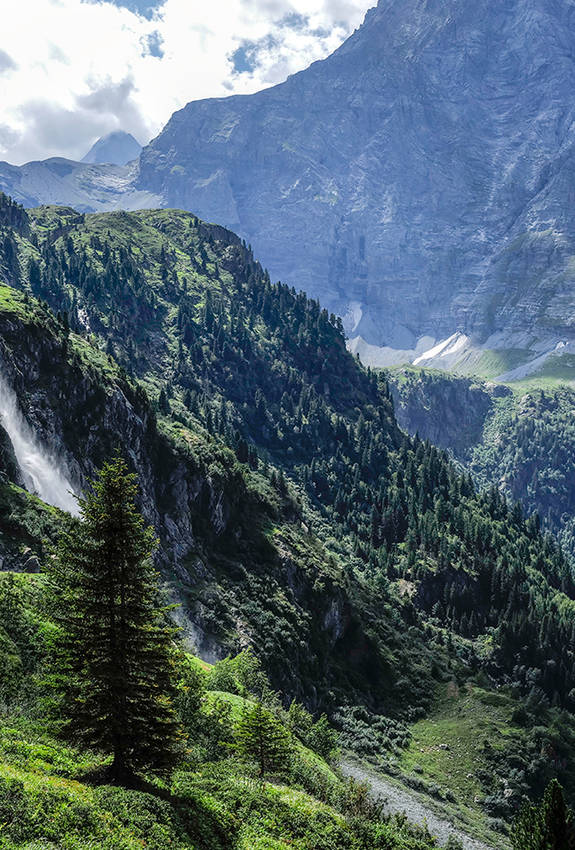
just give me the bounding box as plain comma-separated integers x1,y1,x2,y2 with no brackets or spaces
0,370,78,514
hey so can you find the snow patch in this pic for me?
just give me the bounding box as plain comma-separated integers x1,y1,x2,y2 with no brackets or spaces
413,333,470,366
343,302,364,336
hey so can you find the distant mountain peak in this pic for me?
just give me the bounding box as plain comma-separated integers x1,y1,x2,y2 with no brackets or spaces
81,131,142,166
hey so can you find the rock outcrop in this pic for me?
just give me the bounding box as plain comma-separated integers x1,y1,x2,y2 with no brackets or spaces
388,370,511,459
0,423,22,486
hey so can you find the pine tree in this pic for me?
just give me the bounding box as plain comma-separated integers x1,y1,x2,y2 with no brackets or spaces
48,456,183,784
235,701,292,779
512,779,575,850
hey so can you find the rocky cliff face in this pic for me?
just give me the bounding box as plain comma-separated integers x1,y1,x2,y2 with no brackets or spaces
388,369,511,459
0,298,240,656
135,0,575,358
0,425,22,486
4,0,575,368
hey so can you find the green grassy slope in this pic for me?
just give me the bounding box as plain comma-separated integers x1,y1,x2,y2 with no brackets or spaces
0,649,441,850
2,193,575,835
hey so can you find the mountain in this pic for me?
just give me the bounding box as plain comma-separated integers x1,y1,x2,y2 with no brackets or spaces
0,156,160,213
2,1,575,380
135,0,575,373
2,192,575,844
82,130,142,165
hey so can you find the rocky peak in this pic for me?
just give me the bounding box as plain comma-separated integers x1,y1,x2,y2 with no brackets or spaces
82,131,142,166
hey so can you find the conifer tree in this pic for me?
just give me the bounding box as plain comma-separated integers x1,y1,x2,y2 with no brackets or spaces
235,701,292,779
512,779,575,850
49,456,182,784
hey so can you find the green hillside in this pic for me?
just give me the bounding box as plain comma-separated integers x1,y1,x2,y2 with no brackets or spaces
388,367,575,559
1,192,575,841
0,573,442,850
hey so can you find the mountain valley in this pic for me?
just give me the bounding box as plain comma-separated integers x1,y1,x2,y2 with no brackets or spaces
1,1,575,847
0,191,575,846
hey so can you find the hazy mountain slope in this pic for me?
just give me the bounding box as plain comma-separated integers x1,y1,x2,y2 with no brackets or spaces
0,157,159,213
388,368,575,558
82,131,142,165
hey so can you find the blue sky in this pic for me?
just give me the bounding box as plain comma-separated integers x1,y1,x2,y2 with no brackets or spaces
0,0,374,165
95,0,160,17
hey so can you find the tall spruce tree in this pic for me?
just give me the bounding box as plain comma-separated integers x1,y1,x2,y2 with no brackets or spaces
49,456,182,784
235,701,292,779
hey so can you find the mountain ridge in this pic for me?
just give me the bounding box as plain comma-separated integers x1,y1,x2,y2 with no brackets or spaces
3,0,575,377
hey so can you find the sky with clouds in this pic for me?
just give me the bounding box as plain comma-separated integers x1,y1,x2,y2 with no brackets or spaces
0,0,375,165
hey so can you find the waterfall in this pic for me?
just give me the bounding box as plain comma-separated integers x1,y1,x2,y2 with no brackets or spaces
0,371,79,515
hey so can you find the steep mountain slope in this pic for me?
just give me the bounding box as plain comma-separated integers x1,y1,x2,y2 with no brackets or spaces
0,193,431,713
0,283,389,710
135,0,575,363
82,131,142,165
2,193,575,829
389,368,575,560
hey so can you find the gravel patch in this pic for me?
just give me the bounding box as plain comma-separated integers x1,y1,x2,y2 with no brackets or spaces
340,758,497,850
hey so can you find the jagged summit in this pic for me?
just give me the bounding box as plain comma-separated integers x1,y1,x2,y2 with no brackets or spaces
82,131,142,165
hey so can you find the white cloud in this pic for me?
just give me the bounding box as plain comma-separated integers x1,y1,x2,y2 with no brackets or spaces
0,0,374,165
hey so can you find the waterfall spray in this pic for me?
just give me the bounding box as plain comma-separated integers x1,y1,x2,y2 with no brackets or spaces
0,370,78,514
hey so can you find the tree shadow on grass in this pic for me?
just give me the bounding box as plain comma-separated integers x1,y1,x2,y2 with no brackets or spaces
77,766,237,850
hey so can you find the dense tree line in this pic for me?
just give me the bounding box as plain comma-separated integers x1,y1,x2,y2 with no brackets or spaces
1,202,574,714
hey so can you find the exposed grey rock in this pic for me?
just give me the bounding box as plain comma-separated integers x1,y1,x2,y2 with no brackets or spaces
388,369,508,459
82,131,142,166
0,422,22,486
4,0,575,363
135,0,575,354
340,758,495,850
0,158,160,213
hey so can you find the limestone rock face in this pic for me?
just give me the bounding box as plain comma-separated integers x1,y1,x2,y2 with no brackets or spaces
0,423,22,486
387,369,509,460
137,0,575,351
5,0,575,357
